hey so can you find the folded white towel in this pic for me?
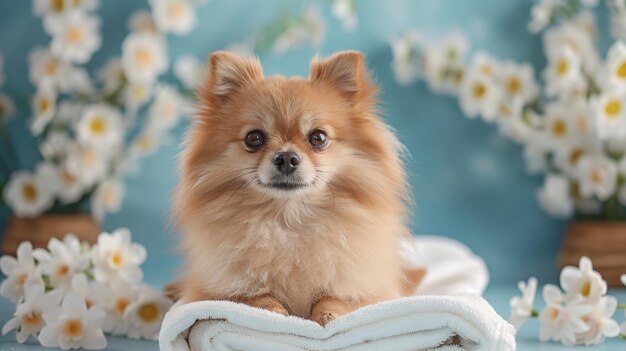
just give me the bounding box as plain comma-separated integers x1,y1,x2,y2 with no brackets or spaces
159,236,514,351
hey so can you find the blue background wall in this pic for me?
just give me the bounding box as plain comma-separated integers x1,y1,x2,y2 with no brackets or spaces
2,0,605,285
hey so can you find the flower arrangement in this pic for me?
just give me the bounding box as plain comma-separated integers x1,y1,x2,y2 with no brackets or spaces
0,229,172,349
390,0,626,220
0,0,210,222
509,256,626,346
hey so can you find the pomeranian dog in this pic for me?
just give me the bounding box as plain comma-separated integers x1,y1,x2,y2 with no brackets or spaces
173,51,422,326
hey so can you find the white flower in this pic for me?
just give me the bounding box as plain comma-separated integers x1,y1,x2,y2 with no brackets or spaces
60,66,94,94
524,140,548,174
124,81,153,112
331,0,357,32
421,34,466,94
33,0,99,17
44,11,101,64
544,19,600,76
124,285,173,340
1,284,63,343
560,256,607,304
602,41,626,92
53,101,83,126
30,86,57,135
537,174,574,218
120,130,170,175
56,164,87,204
122,32,168,84
611,11,626,41
32,234,90,292
390,31,421,85
40,130,73,161
577,155,619,201
577,296,620,345
498,61,538,104
591,90,626,141
97,58,124,94
91,228,146,285
146,85,184,132
128,10,157,33
3,170,54,218
541,102,576,151
0,93,15,123
91,179,125,221
528,0,562,33
0,242,41,303
553,138,600,177
70,274,110,311
174,55,206,89
543,46,586,98
39,291,107,350
64,146,109,187
273,6,326,54
539,284,591,346
471,52,499,77
459,70,500,121
509,277,537,329
76,103,124,150
100,280,136,336
28,47,69,91
150,0,196,35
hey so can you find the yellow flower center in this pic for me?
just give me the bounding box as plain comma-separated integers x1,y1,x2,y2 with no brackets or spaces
16,273,28,287
115,297,130,316
168,1,185,18
62,319,83,339
135,48,153,67
569,148,584,166
21,182,38,202
81,149,96,165
109,251,124,268
66,26,83,44
473,83,486,99
131,85,147,100
506,77,521,94
479,65,492,76
61,169,77,185
591,169,603,184
38,98,50,114
556,59,569,76
551,119,567,137
581,280,591,297
56,263,70,278
550,308,560,320
604,100,621,118
72,0,83,6
51,0,64,12
576,115,588,132
136,136,153,152
22,312,43,327
44,61,57,76
617,61,626,79
89,117,106,135
138,303,159,322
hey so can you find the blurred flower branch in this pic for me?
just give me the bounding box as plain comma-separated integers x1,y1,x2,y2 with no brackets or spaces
390,0,626,220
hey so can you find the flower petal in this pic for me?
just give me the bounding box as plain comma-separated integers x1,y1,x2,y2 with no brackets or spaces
0,256,18,275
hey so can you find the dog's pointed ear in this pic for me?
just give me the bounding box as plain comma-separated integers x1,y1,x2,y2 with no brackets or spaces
309,51,370,99
205,51,263,101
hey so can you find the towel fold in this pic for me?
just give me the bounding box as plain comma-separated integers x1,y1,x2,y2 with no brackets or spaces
159,236,514,351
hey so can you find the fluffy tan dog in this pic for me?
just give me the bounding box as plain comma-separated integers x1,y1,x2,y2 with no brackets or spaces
173,51,422,325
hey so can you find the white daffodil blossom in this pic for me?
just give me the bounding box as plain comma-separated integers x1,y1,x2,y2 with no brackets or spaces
577,296,620,346
421,34,466,94
96,58,124,95
602,40,626,92
591,90,626,141
124,81,153,112
124,285,173,340
541,102,576,151
537,174,574,218
331,0,357,32
539,284,591,346
128,10,158,33
577,155,619,201
146,85,184,132
91,228,147,285
30,86,57,135
0,93,15,123
390,31,421,86
553,138,601,177
3,170,55,218
543,45,586,98
39,291,107,350
33,0,99,17
100,280,136,336
91,179,125,221
122,32,168,84
174,55,207,90
509,277,538,329
560,256,607,304
70,274,110,311
56,164,86,204
33,234,90,292
53,100,83,127
459,70,500,121
543,19,600,76
64,146,109,187
0,242,42,303
44,10,101,64
28,47,70,91
528,0,562,33
40,130,73,161
498,61,539,104
76,103,124,151
1,284,63,343
471,51,500,78
150,0,196,35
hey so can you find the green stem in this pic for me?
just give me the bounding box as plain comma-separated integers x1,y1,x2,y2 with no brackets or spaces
617,304,626,310
530,309,539,318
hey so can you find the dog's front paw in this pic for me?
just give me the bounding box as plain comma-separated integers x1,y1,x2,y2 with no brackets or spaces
310,296,350,326
246,295,289,316
311,311,338,326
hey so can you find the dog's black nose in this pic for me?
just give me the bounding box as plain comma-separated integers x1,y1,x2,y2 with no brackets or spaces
273,151,300,175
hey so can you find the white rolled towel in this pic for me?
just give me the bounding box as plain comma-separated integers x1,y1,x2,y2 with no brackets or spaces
159,236,514,351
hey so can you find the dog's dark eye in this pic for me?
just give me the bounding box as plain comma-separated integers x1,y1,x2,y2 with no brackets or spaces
308,130,328,150
245,130,265,151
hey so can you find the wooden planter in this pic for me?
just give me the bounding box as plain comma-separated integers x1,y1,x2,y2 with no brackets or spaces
2,214,100,255
559,221,626,287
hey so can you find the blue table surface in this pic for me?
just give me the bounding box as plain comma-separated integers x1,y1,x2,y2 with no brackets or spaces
2,284,626,350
